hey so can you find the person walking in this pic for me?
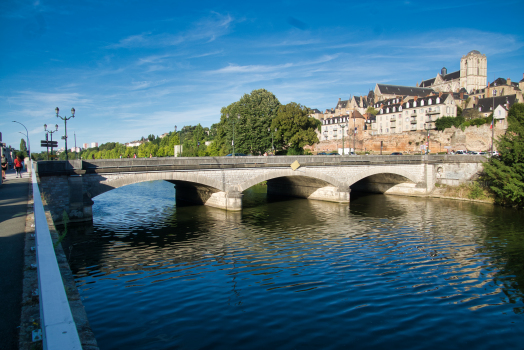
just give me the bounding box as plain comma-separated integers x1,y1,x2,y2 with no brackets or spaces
14,156,23,178
1,155,7,180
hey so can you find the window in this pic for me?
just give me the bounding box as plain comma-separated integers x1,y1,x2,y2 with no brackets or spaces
386,108,389,113
399,106,402,111
421,100,424,106
493,89,497,96
428,99,432,105
436,97,440,103
413,101,417,107
392,107,396,112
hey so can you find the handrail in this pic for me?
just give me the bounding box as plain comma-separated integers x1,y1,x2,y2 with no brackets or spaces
32,160,82,349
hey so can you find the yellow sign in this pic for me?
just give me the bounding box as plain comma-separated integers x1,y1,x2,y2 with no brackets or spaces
290,160,300,171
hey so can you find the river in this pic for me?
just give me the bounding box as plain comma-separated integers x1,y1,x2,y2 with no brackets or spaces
63,180,524,349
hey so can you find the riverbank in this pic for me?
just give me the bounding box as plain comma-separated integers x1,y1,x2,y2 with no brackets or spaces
430,182,494,204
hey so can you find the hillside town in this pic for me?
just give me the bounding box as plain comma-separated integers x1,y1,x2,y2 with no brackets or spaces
309,50,523,154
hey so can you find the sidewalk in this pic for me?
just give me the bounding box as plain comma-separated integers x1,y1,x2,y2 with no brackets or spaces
0,168,30,350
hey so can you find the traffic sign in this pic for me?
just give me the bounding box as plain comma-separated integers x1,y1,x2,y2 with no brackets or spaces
41,140,58,147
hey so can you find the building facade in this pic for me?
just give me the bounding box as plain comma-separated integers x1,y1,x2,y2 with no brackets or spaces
371,93,457,134
420,50,487,94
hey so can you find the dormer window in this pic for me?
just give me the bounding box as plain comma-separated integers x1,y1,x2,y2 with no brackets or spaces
413,101,417,107
386,108,389,113
392,107,396,112
421,100,424,106
436,97,440,103
406,102,410,108
399,106,402,111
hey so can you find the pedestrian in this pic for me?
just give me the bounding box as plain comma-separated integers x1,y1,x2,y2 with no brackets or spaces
133,153,137,158
1,155,7,180
149,153,152,158
14,155,23,178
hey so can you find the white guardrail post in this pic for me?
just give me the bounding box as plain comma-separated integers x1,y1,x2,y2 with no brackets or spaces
32,161,82,349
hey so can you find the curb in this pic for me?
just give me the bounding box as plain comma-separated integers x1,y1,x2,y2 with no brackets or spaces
18,177,99,349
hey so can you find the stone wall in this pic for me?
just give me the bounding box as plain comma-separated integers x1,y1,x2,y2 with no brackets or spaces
308,124,504,153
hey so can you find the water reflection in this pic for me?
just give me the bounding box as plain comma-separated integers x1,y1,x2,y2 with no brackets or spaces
63,180,524,350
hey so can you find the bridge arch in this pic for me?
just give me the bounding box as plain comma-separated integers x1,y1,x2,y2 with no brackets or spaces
236,168,346,192
346,167,422,187
86,171,225,199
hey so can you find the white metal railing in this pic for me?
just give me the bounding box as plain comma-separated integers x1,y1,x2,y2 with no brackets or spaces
31,160,82,349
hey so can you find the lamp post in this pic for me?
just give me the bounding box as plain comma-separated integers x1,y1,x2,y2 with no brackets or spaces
12,120,30,159
44,124,58,160
426,125,430,155
55,107,75,161
227,113,240,157
268,127,277,154
352,113,356,153
340,123,347,155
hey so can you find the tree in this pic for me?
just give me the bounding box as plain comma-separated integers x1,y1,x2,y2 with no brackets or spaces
482,103,524,207
216,89,281,155
271,102,320,154
366,106,379,115
20,138,27,154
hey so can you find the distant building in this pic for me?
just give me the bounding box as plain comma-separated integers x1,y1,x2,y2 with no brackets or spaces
125,140,147,147
70,147,81,153
159,133,170,138
83,143,88,149
90,142,98,148
319,110,367,142
371,92,457,134
419,50,487,94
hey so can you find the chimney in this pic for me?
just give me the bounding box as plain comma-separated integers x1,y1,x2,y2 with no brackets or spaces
439,91,443,98
339,98,341,101
460,91,464,100
414,96,418,102
416,82,419,87
507,78,511,86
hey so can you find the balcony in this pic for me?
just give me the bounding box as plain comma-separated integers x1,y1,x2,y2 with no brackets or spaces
411,110,417,115
390,117,396,122
427,110,439,115
411,119,417,124
391,125,396,128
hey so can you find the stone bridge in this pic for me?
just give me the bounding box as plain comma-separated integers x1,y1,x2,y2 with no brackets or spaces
35,155,485,224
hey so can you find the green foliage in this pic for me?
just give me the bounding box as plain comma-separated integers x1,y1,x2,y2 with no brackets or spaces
457,106,463,117
271,102,320,154
54,211,69,248
482,103,524,207
215,89,281,155
366,106,379,115
20,138,27,153
435,116,461,131
468,182,485,200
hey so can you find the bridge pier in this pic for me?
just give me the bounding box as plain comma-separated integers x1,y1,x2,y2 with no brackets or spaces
171,181,242,211
267,177,350,203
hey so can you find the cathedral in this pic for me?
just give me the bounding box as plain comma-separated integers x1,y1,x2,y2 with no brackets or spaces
420,50,487,94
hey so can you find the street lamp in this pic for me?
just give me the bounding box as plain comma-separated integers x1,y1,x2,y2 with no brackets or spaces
12,120,31,159
55,107,75,161
340,123,347,155
268,127,277,154
44,124,58,160
227,113,240,157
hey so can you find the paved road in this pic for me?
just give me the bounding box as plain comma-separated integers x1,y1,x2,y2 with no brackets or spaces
0,168,29,350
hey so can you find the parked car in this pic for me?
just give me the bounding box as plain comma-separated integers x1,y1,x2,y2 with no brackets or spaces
317,152,327,155
455,150,467,155
226,153,247,156
328,152,340,155
390,152,403,155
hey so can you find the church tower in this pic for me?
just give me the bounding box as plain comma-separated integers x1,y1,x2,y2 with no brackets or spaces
460,50,487,93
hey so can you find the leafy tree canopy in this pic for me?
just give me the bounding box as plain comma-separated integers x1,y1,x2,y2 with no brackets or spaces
271,102,320,154
215,89,281,155
483,103,524,207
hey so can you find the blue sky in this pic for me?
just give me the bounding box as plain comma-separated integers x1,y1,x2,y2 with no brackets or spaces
1,0,523,152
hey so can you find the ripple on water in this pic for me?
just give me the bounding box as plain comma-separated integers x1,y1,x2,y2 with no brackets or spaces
63,181,524,350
